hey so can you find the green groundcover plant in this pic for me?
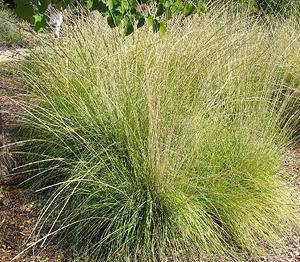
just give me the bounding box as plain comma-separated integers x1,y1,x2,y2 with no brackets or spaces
12,3,300,261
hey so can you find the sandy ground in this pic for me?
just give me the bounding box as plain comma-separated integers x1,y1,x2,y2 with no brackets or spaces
0,49,30,63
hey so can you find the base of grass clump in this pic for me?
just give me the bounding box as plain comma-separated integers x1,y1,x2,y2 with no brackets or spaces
13,2,300,261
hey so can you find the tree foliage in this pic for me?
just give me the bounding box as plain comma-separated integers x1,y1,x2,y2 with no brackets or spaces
15,0,205,36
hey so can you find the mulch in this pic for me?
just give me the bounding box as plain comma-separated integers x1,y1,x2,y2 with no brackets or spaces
0,176,69,262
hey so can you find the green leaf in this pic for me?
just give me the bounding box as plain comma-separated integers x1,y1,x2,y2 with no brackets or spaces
14,0,31,4
48,0,62,4
155,3,164,17
33,14,46,32
159,21,166,36
101,10,109,16
134,10,141,16
87,0,93,9
108,0,120,10
121,7,126,15
172,0,183,13
122,0,130,10
55,0,70,10
107,13,121,27
112,9,121,16
137,16,145,28
37,0,50,13
165,0,172,8
16,4,34,20
88,0,109,13
148,15,154,26
197,1,205,16
100,4,109,14
124,15,133,36
128,0,137,9
148,16,159,33
166,6,172,20
115,15,122,26
183,3,195,16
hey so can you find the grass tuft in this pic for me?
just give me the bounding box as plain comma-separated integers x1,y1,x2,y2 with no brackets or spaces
14,4,300,261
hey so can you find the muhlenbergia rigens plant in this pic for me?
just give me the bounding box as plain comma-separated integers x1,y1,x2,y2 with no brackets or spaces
13,3,300,261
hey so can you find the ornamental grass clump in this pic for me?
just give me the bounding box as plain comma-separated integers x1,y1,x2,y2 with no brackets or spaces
14,4,300,261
